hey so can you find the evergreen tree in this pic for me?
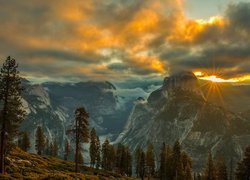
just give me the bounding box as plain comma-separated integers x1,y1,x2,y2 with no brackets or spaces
146,143,155,179
182,151,192,180
77,152,83,165
166,145,173,178
184,163,192,180
235,145,250,180
173,140,184,180
139,151,146,180
49,142,53,156
116,143,125,174
52,138,58,157
229,158,233,180
35,126,45,155
67,107,89,173
125,146,132,177
215,156,228,180
135,145,143,178
0,56,26,173
108,144,116,171
20,132,30,152
101,139,110,170
204,151,216,180
44,138,50,155
89,128,97,167
96,136,101,169
64,139,70,161
159,143,166,180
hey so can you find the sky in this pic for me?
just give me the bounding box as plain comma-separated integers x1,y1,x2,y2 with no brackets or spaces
0,0,250,83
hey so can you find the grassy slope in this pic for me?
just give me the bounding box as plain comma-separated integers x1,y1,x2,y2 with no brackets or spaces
0,147,134,180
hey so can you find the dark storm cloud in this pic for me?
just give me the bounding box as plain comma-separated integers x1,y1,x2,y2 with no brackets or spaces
226,2,250,33
17,48,104,64
107,63,128,71
91,0,147,26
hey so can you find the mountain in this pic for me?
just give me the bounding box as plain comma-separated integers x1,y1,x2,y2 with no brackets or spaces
20,80,133,156
116,71,250,171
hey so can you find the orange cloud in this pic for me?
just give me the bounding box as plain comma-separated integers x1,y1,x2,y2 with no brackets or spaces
169,16,225,43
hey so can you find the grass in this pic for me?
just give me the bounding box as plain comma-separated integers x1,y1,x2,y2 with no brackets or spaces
0,147,135,180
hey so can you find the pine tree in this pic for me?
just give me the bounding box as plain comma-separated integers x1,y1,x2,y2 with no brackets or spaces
44,138,50,155
159,143,166,180
67,107,89,173
64,139,70,161
108,144,116,171
77,152,83,165
182,151,192,180
116,143,125,174
215,156,228,180
96,136,101,169
49,142,53,156
166,145,173,178
135,145,143,178
173,140,184,180
125,146,132,177
101,139,110,170
35,126,45,155
52,138,58,157
184,163,192,180
89,128,97,167
146,143,155,179
0,56,26,173
204,151,216,180
140,151,146,180
20,132,30,152
235,145,250,180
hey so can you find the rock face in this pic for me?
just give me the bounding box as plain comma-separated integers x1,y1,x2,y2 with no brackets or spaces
20,80,132,155
116,72,250,171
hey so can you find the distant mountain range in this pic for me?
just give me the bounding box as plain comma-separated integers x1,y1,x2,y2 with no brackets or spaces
20,80,134,156
19,72,250,170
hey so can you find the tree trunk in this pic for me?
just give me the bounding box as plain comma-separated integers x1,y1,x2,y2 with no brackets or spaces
75,118,79,173
0,63,10,174
0,124,5,174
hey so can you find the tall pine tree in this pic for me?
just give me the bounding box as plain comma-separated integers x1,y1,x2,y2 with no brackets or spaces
64,139,71,161
96,136,101,169
146,143,155,178
173,140,184,180
235,145,250,180
204,151,216,180
20,132,30,152
215,156,228,180
89,128,97,167
35,126,45,155
140,151,146,180
101,139,110,170
159,142,166,180
51,138,58,157
135,145,143,178
67,107,89,173
0,56,26,173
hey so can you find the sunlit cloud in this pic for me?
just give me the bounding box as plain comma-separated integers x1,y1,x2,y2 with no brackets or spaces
0,1,250,82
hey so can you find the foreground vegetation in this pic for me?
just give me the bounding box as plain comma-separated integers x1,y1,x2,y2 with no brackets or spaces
0,147,134,180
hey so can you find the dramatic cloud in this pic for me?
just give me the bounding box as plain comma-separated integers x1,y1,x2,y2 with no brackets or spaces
0,0,250,82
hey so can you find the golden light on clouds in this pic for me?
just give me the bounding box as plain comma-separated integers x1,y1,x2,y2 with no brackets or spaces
1,0,250,82
169,15,225,43
194,71,250,83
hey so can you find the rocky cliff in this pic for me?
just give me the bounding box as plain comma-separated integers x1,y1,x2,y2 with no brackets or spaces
116,72,250,171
